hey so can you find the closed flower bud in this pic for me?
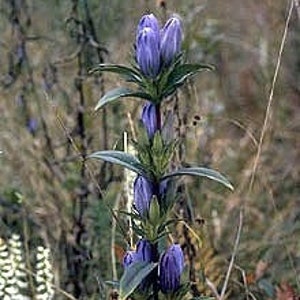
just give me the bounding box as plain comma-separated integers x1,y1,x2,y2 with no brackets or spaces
26,118,38,134
134,176,154,217
141,102,158,139
159,179,168,197
123,239,153,268
160,16,183,66
149,196,160,224
137,14,160,34
159,244,184,294
136,27,161,78
123,250,136,268
123,239,154,292
135,239,153,262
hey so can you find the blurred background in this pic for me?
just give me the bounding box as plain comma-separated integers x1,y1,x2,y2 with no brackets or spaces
0,0,299,299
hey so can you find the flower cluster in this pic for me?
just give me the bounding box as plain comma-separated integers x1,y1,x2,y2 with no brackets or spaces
136,14,182,78
123,239,153,267
0,234,55,300
90,9,232,300
119,13,186,297
123,240,184,294
35,246,55,300
0,234,28,299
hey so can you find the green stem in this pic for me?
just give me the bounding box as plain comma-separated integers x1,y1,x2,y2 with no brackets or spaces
152,241,160,300
155,102,162,132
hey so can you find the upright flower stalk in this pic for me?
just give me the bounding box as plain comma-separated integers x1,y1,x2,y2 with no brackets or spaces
90,10,233,300
123,13,185,298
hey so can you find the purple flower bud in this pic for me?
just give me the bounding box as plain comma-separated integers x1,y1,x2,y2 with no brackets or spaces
123,239,153,268
136,27,161,78
123,251,136,268
26,118,38,134
134,176,154,217
123,239,154,292
141,102,158,139
159,244,184,294
159,179,168,197
160,16,183,66
135,239,153,262
137,14,160,34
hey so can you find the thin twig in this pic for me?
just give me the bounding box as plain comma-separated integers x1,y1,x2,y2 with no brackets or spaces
220,210,243,299
111,193,122,281
249,0,294,191
23,267,77,300
124,132,134,248
206,278,221,299
247,1,300,290
234,264,251,300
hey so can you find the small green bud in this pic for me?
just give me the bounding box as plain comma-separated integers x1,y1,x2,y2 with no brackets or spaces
149,195,160,225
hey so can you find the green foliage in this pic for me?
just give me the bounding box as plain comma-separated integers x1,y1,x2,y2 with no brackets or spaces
93,54,214,109
119,261,158,300
162,63,214,98
133,132,178,179
90,63,143,84
162,167,233,191
94,87,152,111
89,150,148,177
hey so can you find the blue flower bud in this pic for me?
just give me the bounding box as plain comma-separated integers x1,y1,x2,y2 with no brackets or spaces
141,102,158,139
160,16,183,66
135,239,153,262
159,244,184,294
123,250,136,268
159,179,168,197
136,27,161,78
137,14,160,34
134,176,154,217
123,239,153,268
26,118,38,134
123,239,154,292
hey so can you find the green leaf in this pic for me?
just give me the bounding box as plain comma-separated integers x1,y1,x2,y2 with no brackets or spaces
89,150,148,177
104,280,120,289
95,87,152,111
118,210,144,221
119,261,158,300
163,63,214,97
162,167,233,190
90,63,143,83
190,297,216,300
172,282,191,299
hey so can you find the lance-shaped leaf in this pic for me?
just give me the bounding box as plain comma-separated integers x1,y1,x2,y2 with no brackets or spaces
95,87,153,111
88,150,148,178
90,63,143,83
162,167,233,190
190,297,215,300
163,63,214,97
104,281,120,289
119,261,158,300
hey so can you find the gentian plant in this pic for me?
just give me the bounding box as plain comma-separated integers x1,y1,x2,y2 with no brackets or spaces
90,13,233,300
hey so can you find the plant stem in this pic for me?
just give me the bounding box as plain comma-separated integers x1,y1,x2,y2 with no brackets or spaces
152,242,160,300
155,103,162,132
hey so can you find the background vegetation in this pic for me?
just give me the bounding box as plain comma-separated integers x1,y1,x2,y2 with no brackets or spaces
0,0,299,299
